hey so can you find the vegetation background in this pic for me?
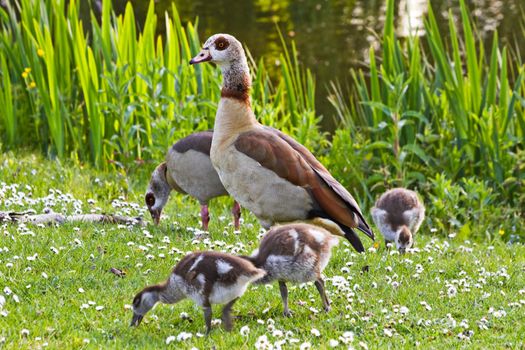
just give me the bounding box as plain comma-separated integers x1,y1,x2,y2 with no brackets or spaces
0,0,524,347
1,0,523,241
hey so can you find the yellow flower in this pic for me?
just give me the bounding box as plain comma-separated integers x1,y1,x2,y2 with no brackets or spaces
24,67,31,73
373,241,380,249
37,48,44,57
28,81,36,89
499,229,505,236
21,71,28,78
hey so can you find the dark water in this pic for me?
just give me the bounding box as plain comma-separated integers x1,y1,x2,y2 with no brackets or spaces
106,0,525,127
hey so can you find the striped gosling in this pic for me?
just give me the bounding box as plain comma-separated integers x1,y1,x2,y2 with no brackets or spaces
241,218,340,316
131,251,265,334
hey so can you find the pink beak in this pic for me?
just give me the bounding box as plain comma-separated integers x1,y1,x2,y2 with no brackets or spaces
189,49,212,65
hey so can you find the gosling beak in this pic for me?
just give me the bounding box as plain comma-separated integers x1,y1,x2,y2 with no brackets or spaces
399,248,406,255
130,313,144,327
149,209,161,225
189,49,212,65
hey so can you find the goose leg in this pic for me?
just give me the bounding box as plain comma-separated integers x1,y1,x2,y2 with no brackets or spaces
315,278,330,312
279,281,292,317
231,201,241,229
200,204,210,231
203,304,213,335
221,297,239,331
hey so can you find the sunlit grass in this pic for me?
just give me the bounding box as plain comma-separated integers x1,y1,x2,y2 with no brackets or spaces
0,153,524,349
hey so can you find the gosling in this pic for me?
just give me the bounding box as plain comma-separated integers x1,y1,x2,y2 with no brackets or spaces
145,131,241,230
371,188,425,253
241,218,340,317
130,251,265,334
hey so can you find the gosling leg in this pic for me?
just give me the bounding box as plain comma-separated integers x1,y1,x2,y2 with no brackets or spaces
315,278,330,312
279,281,292,317
221,297,239,331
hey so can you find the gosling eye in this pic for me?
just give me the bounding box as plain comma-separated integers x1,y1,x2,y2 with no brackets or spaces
132,294,141,308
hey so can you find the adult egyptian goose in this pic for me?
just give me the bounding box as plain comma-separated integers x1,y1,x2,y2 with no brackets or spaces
189,34,373,252
370,188,425,253
145,131,241,230
130,251,265,334
241,218,340,316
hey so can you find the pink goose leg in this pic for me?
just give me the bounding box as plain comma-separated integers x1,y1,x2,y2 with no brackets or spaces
231,201,241,229
200,204,210,231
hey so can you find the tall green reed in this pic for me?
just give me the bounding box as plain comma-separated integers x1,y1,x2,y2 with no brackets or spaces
328,0,525,205
0,0,318,169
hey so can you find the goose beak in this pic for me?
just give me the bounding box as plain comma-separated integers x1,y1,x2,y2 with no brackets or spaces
190,49,212,65
149,209,161,225
130,313,144,327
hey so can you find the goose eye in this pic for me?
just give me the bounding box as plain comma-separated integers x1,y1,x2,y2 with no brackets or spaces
145,193,155,207
215,37,229,51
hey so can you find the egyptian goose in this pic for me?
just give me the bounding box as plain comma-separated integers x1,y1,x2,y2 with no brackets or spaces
371,188,425,253
189,34,373,252
145,131,241,230
130,251,265,334
241,218,340,316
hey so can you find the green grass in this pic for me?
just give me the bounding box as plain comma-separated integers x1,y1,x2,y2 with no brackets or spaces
1,153,524,349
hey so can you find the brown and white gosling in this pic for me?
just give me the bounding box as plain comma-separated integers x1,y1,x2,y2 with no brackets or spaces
145,131,241,230
371,188,425,253
130,251,265,334
240,218,340,317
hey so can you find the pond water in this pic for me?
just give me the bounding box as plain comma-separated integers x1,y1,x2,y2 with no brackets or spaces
108,0,524,127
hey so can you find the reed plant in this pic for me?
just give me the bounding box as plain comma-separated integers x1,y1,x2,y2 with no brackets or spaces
0,0,318,168
328,0,525,209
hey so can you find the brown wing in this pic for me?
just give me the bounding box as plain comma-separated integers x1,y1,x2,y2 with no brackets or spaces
234,128,373,241
263,127,373,238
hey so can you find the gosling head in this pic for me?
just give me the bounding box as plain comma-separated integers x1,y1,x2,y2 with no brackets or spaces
396,226,413,254
130,286,161,327
189,34,245,67
145,163,171,225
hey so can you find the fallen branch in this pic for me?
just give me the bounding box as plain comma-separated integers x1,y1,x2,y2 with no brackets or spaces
0,211,144,226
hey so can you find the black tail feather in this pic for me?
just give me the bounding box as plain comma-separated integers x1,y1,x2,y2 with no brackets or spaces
357,219,374,240
308,210,373,252
341,225,365,253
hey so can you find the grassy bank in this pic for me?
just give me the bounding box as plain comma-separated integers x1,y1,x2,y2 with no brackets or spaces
1,0,523,243
0,154,524,349
1,0,524,345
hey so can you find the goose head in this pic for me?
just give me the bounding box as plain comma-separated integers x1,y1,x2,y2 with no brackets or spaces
145,163,171,225
130,286,161,327
396,225,413,254
189,34,245,67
